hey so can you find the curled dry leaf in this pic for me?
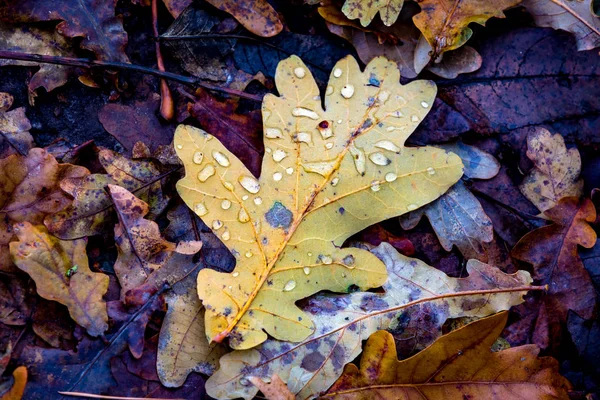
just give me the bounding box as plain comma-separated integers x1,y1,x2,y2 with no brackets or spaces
412,0,521,57
206,242,535,400
204,0,283,37
324,312,571,399
0,148,87,270
45,149,170,240
511,197,597,349
0,23,75,94
9,223,109,337
157,269,227,387
175,55,464,349
0,92,33,158
522,0,600,51
0,0,128,62
0,366,27,400
520,128,583,213
400,142,500,260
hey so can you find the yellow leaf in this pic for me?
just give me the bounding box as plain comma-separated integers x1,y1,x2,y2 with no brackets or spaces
520,128,583,213
412,0,521,57
174,55,463,349
341,0,405,27
324,313,571,399
9,223,109,336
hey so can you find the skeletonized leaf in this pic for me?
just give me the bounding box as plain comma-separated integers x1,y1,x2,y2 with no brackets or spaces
520,128,583,213
45,149,170,240
324,313,571,399
412,0,521,57
175,55,464,349
400,142,499,259
342,0,405,27
9,223,109,337
206,242,535,399
522,0,600,51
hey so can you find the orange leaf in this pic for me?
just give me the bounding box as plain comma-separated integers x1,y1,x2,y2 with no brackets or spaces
324,313,571,399
0,366,27,400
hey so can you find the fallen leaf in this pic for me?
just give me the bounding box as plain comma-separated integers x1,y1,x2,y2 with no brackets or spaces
187,88,263,177
413,35,482,78
175,55,464,349
0,92,32,158
400,142,500,260
523,0,600,51
0,0,129,62
324,312,571,399
520,128,583,213
132,0,192,18
9,223,109,337
567,311,600,377
0,275,31,327
31,300,74,348
205,242,535,399
0,366,27,400
341,0,405,27
511,197,597,349
412,0,521,57
45,148,171,240
248,375,293,400
98,93,175,152
352,224,414,255
0,148,88,270
0,23,76,94
157,268,227,387
205,0,283,37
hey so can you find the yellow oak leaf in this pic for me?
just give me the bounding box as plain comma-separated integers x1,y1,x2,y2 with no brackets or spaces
412,0,521,57
174,55,463,349
341,0,405,27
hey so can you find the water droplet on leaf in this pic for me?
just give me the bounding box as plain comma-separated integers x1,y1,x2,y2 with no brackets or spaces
212,150,230,167
239,175,260,194
193,151,204,164
197,164,215,182
283,280,297,291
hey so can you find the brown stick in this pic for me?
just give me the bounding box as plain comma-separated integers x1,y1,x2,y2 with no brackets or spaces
152,0,175,120
0,50,263,102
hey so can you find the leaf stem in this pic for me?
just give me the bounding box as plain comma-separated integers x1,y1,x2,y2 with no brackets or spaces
0,50,263,102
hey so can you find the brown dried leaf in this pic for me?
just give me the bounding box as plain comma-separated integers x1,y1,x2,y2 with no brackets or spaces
204,0,283,37
0,149,88,271
324,313,571,399
248,375,293,400
9,223,109,337
520,128,583,213
0,92,32,160
45,149,171,240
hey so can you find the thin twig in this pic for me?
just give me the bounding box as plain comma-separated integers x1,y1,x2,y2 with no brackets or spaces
58,392,184,400
152,0,174,120
0,50,263,102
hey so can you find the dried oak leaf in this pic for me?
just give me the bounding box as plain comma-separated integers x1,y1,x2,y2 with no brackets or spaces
45,148,170,240
0,148,87,270
205,0,282,37
248,374,293,400
412,0,521,58
0,0,128,62
157,267,227,387
9,223,109,337
175,55,464,349
0,92,33,161
523,0,600,51
520,128,583,213
324,312,571,399
400,141,500,260
206,242,534,400
342,0,405,27
0,23,76,94
511,197,597,349
0,366,27,400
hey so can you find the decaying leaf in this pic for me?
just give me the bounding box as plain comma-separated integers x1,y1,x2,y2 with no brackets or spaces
0,92,33,158
0,366,27,400
175,55,464,349
520,128,583,213
0,0,129,62
412,0,521,57
206,242,535,399
400,142,500,260
45,149,170,240
324,312,571,399
0,148,87,270
0,23,75,94
342,0,405,27
157,269,227,388
511,197,597,349
204,0,283,37
523,0,600,51
9,223,109,337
